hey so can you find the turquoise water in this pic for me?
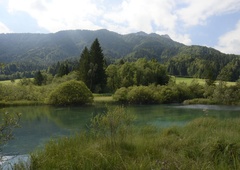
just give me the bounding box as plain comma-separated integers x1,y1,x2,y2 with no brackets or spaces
1,104,240,155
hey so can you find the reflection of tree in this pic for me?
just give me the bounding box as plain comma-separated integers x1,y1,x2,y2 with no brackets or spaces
48,106,108,130
0,111,20,146
0,106,52,122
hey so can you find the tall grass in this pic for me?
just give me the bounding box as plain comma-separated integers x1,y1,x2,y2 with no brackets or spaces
28,107,240,170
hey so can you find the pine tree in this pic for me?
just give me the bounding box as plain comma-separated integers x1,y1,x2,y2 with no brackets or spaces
34,70,44,86
57,63,69,77
89,38,106,92
78,39,106,93
79,47,91,87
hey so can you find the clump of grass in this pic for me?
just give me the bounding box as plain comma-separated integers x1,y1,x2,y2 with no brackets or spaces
183,98,218,105
29,107,240,170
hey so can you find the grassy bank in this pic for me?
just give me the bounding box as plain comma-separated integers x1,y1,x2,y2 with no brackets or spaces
93,94,115,104
25,107,240,170
0,100,44,107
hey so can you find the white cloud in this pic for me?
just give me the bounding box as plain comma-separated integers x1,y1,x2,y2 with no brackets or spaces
103,0,177,33
8,0,103,32
215,20,240,54
177,0,240,26
0,22,11,33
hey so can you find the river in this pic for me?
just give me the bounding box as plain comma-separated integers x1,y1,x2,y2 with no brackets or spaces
1,104,240,155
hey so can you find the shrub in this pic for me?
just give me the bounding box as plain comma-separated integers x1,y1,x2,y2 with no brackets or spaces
90,106,136,146
127,86,157,104
113,87,129,103
157,86,179,103
188,80,204,98
47,80,93,105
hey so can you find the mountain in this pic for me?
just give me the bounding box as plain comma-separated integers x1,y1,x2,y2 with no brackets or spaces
0,29,185,65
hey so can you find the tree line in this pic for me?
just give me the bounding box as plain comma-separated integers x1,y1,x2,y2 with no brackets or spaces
167,50,240,82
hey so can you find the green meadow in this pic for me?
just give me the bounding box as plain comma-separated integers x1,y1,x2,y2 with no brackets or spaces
175,76,236,86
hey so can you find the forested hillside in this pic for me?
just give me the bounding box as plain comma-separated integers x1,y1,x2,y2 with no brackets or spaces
0,29,183,65
0,29,240,81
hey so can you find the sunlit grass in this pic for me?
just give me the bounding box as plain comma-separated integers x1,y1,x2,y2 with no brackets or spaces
175,76,237,86
93,93,115,104
0,79,20,85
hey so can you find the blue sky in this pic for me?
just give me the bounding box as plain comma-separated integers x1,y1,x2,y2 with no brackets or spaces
0,0,240,54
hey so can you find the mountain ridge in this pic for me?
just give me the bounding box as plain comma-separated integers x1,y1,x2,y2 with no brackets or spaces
0,29,239,65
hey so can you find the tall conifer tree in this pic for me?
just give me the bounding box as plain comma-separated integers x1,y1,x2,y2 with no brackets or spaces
78,39,106,92
89,38,106,92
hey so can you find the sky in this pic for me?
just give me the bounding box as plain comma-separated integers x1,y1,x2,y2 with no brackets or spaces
0,0,240,54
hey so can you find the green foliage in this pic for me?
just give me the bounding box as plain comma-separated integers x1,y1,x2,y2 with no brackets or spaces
113,78,240,105
0,83,48,102
105,64,121,92
112,87,128,102
34,70,45,86
78,47,91,86
47,80,93,105
188,80,205,98
114,81,205,104
217,58,240,81
157,85,179,103
127,86,158,104
18,77,33,86
57,62,69,77
0,71,79,104
167,46,238,81
106,58,169,91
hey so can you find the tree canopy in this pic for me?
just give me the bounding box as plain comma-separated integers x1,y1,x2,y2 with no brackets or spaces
106,58,170,92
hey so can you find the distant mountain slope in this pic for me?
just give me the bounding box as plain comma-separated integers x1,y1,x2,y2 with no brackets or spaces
0,29,185,65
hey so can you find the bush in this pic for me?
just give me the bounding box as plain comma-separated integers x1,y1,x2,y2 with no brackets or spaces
47,80,93,105
113,87,129,103
157,86,179,103
127,86,157,104
0,84,46,102
90,106,136,146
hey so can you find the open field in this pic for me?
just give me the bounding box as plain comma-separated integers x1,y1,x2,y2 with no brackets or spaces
93,93,114,104
0,79,23,85
175,77,236,86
